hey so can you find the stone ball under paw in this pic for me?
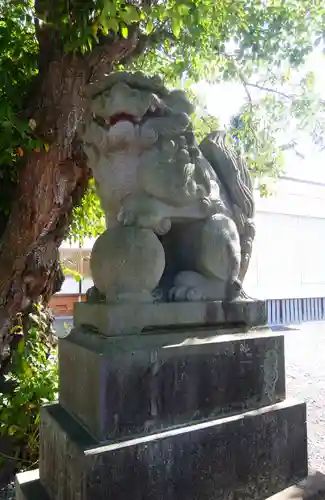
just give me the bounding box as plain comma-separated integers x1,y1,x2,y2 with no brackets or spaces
90,227,165,301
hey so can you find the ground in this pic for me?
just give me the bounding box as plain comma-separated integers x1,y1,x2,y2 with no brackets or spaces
285,321,325,472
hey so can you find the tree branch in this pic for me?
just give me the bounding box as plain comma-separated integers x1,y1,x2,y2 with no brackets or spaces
34,0,64,73
245,82,296,100
87,27,140,82
223,53,297,102
119,23,175,66
279,141,305,159
236,70,253,112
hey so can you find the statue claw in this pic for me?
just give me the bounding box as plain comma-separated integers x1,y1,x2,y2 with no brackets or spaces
169,285,203,302
117,209,135,226
117,207,171,234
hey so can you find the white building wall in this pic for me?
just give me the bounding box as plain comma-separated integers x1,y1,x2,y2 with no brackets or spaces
59,277,93,295
59,176,325,301
244,177,325,300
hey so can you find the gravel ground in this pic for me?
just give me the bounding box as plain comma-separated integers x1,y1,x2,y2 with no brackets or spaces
0,483,14,500
285,321,325,473
1,322,325,499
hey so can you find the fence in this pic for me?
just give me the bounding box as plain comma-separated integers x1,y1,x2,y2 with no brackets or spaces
267,297,325,327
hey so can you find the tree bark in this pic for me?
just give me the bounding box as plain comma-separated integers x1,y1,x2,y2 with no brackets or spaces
0,34,139,367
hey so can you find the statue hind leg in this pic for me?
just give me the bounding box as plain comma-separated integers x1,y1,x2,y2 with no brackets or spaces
169,214,242,302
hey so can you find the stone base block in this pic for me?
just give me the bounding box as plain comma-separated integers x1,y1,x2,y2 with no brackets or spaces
19,471,325,500
16,470,49,500
59,327,285,440
37,399,307,500
74,299,267,335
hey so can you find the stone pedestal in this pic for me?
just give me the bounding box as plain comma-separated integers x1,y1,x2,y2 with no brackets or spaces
58,327,285,440
16,301,308,500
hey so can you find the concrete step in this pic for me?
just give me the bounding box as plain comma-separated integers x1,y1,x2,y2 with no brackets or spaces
268,472,325,499
17,469,325,500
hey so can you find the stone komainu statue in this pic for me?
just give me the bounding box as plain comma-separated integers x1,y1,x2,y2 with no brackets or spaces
79,72,255,303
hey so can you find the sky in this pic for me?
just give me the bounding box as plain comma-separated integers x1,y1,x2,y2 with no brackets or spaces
198,48,325,184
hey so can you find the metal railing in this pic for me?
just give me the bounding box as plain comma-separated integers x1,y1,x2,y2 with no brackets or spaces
267,297,325,326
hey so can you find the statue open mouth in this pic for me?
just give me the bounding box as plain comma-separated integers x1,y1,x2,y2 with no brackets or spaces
92,113,135,130
93,106,164,131
110,113,138,126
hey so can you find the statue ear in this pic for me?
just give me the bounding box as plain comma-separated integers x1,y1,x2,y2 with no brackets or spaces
166,90,195,116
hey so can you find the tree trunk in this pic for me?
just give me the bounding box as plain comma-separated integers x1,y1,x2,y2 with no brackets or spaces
0,34,139,368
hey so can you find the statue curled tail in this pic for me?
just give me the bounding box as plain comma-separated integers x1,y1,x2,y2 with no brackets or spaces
199,131,255,284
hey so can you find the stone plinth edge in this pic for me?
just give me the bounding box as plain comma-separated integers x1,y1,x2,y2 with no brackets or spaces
74,299,266,336
267,471,325,499
16,469,49,500
39,399,307,500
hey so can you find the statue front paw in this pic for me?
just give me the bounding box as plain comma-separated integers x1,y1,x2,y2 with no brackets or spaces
86,286,106,304
117,206,171,235
117,207,136,226
117,193,173,234
169,285,203,302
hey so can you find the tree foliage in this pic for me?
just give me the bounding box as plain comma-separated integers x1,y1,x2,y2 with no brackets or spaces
0,302,58,471
1,0,325,240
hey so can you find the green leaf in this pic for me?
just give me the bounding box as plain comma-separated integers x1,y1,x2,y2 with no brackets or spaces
119,5,140,24
176,4,190,16
17,339,24,354
121,24,128,39
103,0,117,18
171,17,181,38
145,20,154,34
101,17,119,33
61,266,82,283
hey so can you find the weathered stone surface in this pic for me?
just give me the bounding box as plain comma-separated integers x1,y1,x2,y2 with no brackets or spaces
90,227,165,303
59,327,285,440
267,472,325,499
39,400,307,500
18,470,325,500
73,299,267,335
16,470,49,500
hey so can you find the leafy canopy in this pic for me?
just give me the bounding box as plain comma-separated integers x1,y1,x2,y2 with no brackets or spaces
0,0,324,242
